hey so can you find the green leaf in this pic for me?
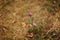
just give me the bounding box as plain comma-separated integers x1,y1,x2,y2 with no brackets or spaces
37,37,42,40
33,27,39,34
28,27,39,34
28,29,33,33
29,17,34,24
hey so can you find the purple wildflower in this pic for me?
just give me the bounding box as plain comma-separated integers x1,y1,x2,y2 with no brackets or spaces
28,12,32,17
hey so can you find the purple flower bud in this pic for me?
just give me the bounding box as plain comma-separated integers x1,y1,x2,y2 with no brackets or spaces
33,23,37,27
28,12,32,17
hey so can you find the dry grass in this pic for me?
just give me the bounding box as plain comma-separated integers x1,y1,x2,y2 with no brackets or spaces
0,0,60,40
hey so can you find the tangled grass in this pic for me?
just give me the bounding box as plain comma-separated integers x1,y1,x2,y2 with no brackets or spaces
0,0,60,40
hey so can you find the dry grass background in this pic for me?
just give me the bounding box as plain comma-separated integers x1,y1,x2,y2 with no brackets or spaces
0,0,60,40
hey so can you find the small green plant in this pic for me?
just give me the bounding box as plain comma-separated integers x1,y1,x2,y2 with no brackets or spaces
27,13,44,40
28,27,39,34
28,24,44,40
28,25,43,40
36,35,43,40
